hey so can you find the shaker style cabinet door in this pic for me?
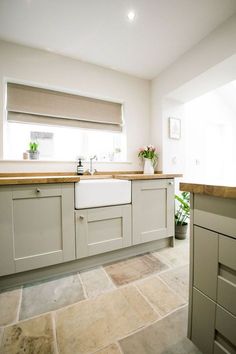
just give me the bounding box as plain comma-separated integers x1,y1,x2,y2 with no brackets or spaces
193,225,218,301
0,184,75,276
76,204,131,259
132,179,174,245
191,288,216,354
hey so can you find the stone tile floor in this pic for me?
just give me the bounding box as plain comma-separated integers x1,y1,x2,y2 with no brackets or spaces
0,237,201,354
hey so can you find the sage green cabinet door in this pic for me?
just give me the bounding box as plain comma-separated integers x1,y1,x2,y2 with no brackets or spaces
132,179,174,245
191,288,216,354
0,184,75,276
193,226,218,301
76,204,131,259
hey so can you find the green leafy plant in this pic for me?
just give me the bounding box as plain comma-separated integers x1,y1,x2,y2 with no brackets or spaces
175,192,190,226
29,142,39,152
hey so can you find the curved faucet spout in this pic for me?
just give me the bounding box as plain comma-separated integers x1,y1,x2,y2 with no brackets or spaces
88,155,97,175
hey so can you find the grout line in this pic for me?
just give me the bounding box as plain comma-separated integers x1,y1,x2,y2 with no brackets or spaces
133,283,162,319
101,266,117,289
78,271,88,299
116,340,124,354
102,265,119,289
117,303,188,344
51,312,59,354
15,287,23,324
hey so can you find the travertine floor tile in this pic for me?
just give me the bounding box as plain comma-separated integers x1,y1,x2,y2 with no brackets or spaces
104,254,168,286
20,274,84,320
0,288,21,326
80,267,115,298
153,243,189,267
159,265,189,300
0,314,56,354
94,343,121,354
119,307,201,354
55,285,158,354
136,276,186,316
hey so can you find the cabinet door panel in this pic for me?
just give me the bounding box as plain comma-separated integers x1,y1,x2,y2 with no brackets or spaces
0,183,75,275
13,196,62,258
0,188,15,276
193,226,218,300
76,204,131,259
191,288,216,354
132,179,174,245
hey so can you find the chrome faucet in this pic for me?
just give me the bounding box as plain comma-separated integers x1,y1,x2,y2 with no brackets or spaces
87,155,97,175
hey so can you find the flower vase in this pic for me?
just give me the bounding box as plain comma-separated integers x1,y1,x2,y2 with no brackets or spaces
143,158,154,174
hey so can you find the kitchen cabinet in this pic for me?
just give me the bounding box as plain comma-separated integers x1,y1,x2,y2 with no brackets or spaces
0,183,75,276
132,179,174,245
185,192,236,354
75,204,131,258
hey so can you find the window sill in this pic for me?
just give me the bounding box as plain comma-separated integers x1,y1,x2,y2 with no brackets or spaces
0,159,132,164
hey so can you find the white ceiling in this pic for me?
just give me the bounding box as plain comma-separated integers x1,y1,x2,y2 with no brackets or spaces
0,0,236,79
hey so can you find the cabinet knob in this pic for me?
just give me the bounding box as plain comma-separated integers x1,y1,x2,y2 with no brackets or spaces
79,215,84,220
36,188,41,193
168,181,173,185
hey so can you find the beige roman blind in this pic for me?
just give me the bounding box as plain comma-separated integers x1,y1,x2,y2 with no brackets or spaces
7,83,123,131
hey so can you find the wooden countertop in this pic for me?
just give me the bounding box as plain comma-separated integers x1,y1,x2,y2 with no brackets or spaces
0,172,182,185
180,182,236,199
114,173,182,180
0,175,81,185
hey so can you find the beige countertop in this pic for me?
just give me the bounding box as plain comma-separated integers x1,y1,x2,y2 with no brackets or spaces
0,172,182,185
180,182,236,199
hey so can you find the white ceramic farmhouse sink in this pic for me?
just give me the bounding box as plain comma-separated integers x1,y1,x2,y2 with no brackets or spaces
75,179,131,209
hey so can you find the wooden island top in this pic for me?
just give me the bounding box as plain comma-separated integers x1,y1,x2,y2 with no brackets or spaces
180,182,236,199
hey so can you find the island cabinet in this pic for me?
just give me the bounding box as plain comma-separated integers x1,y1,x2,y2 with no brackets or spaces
187,193,236,354
132,179,174,245
0,183,75,276
75,204,131,258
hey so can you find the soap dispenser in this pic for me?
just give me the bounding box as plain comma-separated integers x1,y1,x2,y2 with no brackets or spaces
77,158,84,175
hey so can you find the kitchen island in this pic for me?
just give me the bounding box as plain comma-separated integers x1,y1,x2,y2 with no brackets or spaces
180,182,236,354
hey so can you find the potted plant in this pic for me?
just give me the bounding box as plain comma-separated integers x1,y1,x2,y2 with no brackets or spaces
138,145,158,174
29,142,39,160
175,191,190,239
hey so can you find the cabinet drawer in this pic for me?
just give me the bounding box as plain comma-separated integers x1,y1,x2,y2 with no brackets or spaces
12,184,62,199
216,305,236,348
219,235,236,272
214,341,236,354
217,276,236,316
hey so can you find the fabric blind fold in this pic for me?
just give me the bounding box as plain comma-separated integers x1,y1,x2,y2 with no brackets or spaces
7,83,122,131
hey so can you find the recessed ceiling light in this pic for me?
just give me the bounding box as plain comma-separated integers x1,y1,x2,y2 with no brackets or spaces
127,11,136,22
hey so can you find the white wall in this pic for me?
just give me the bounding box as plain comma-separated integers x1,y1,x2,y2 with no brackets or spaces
0,40,150,172
151,14,236,175
185,88,236,184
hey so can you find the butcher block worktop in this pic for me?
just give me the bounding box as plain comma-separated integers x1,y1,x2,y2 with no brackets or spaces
0,175,81,185
0,172,182,185
180,182,236,199
114,173,182,180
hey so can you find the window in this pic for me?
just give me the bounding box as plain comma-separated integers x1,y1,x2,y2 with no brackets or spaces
5,83,126,161
5,122,126,161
